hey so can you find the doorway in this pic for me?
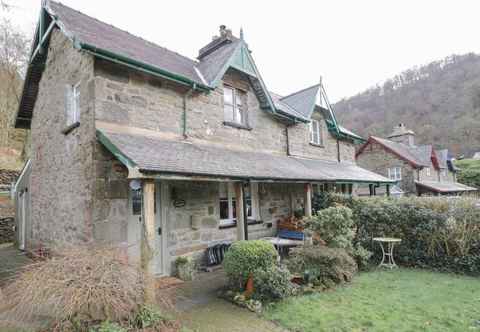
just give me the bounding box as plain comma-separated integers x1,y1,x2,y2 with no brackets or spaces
127,181,164,275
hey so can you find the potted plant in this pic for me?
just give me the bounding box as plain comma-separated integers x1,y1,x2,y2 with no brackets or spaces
175,256,195,281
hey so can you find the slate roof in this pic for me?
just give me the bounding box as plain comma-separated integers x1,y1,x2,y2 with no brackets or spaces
415,181,477,193
49,2,205,86
98,129,393,184
280,84,320,119
368,136,431,167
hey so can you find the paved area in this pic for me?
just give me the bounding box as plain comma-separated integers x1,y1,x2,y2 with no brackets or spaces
174,269,286,332
0,243,31,286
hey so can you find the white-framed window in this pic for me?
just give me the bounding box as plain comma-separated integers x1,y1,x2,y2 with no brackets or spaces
388,167,402,181
425,167,431,177
219,182,259,226
309,119,322,145
442,169,447,177
65,82,81,126
223,85,246,125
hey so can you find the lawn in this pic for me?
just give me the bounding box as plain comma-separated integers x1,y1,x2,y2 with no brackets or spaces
264,269,480,332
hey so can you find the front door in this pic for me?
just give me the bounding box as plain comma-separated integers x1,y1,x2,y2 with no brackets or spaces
127,182,164,275
18,190,27,250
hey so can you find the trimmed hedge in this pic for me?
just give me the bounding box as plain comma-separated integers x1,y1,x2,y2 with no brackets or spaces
313,193,480,275
223,240,278,289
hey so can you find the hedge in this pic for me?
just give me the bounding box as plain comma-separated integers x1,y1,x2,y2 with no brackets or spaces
313,193,480,275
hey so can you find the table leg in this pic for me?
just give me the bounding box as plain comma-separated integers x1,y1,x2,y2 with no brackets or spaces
378,242,386,268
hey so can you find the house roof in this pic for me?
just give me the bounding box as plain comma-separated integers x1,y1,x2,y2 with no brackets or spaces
16,1,361,144
279,84,320,119
97,128,393,184
415,181,477,193
361,136,431,168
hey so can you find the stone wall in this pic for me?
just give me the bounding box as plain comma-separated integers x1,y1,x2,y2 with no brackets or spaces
166,181,305,266
29,30,96,248
356,142,418,194
0,217,14,244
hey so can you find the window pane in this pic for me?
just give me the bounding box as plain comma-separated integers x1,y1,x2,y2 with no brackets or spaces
224,105,234,122
236,91,242,106
132,189,142,215
246,198,252,218
224,87,233,105
220,199,229,220
234,106,242,124
232,198,236,220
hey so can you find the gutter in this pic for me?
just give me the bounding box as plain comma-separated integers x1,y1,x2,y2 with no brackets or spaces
183,86,195,138
78,42,211,92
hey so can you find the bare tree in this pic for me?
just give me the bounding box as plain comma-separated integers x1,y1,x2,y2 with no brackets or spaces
0,17,30,165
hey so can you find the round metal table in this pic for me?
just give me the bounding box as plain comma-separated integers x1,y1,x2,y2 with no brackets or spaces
373,237,402,269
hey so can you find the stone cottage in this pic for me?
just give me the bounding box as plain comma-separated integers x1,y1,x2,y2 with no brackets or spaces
14,1,392,275
356,124,477,196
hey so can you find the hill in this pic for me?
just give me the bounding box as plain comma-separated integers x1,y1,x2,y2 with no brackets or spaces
455,158,480,189
334,53,480,157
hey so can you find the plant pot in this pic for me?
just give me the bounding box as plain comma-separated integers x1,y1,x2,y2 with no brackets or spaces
244,274,254,298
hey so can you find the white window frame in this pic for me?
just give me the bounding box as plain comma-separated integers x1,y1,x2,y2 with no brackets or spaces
388,167,402,181
219,182,259,226
425,167,431,177
65,82,81,126
309,119,322,145
223,85,246,126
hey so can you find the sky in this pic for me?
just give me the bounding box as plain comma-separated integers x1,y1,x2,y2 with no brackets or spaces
5,0,480,102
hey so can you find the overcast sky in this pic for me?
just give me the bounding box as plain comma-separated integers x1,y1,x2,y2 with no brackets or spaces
6,0,480,102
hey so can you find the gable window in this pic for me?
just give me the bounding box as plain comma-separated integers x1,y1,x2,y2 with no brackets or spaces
309,119,322,145
219,182,259,227
223,85,246,126
388,167,402,181
65,82,81,127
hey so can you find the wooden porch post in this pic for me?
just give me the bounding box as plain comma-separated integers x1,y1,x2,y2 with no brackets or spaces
386,184,391,197
304,183,312,218
142,179,156,303
369,184,374,196
235,182,246,241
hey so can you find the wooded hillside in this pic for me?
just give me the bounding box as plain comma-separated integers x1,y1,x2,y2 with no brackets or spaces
334,53,480,157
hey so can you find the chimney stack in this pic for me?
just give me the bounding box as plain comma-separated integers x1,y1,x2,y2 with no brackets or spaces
387,123,415,146
198,25,234,59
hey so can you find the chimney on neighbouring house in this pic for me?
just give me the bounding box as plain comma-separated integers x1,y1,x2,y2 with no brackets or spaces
198,25,234,59
387,123,415,146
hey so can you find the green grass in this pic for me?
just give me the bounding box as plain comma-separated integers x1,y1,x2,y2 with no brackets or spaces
264,269,480,332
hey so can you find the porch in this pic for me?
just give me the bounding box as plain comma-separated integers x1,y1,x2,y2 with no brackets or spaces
96,126,394,276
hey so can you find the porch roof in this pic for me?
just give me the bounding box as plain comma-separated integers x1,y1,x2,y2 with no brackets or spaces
415,181,477,193
97,128,393,184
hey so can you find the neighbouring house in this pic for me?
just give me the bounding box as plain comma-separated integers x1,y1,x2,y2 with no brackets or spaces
14,1,393,275
356,123,477,196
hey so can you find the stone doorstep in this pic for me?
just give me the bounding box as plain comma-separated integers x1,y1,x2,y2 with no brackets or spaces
156,276,184,290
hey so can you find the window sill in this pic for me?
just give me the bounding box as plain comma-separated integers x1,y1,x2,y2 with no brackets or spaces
219,222,236,229
62,121,80,135
223,121,252,131
309,142,324,148
219,219,263,229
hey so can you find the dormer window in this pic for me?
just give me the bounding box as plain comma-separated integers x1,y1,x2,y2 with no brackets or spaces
223,85,246,126
309,119,322,145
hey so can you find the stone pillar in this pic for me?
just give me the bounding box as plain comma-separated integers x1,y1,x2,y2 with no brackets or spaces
304,183,312,218
142,179,156,303
235,182,246,241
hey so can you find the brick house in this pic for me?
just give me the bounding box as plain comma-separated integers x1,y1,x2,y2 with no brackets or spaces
356,124,477,196
14,1,392,275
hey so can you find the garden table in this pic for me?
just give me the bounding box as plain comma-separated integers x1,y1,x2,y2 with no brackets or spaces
373,237,402,269
262,237,303,257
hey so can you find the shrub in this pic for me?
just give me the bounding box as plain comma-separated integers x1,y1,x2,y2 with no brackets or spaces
1,246,147,325
354,197,480,274
252,265,296,302
223,240,278,289
287,246,357,287
306,205,371,269
174,256,196,281
132,305,164,329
